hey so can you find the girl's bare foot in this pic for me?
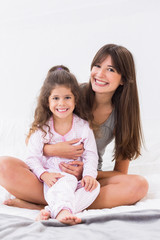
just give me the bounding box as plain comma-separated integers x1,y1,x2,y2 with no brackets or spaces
36,209,51,221
3,198,44,210
56,209,81,225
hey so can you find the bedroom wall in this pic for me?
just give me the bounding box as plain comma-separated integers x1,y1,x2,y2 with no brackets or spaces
0,0,160,159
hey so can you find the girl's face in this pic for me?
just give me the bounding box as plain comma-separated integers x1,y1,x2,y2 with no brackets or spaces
48,86,75,120
90,55,123,95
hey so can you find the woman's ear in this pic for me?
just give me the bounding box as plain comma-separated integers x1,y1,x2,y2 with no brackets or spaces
120,77,124,86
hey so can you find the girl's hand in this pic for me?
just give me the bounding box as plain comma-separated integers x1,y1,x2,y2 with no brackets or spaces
59,161,83,180
81,176,98,192
44,138,84,159
40,172,64,187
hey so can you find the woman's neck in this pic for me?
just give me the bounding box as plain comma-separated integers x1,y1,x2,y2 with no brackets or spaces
53,114,73,136
94,92,113,109
93,93,113,125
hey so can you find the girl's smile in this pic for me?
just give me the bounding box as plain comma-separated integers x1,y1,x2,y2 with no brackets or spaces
56,108,69,113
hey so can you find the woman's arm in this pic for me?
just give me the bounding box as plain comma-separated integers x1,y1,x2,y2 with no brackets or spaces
114,158,130,174
59,125,99,181
43,139,84,180
97,158,130,180
43,139,84,159
59,161,83,180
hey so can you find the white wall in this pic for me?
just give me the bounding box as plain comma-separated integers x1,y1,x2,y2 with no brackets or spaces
0,0,160,125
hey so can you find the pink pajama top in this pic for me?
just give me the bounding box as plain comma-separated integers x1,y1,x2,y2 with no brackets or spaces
25,114,98,181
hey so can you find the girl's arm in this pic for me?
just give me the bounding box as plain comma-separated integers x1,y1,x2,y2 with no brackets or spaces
25,131,48,180
81,127,99,179
26,131,64,184
81,175,99,192
78,126,99,192
40,172,64,187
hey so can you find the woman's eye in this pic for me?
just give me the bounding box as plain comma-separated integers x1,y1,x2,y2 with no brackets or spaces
108,68,114,72
94,64,101,68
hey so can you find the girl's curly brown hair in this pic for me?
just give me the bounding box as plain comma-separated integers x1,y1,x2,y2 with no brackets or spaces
27,65,88,139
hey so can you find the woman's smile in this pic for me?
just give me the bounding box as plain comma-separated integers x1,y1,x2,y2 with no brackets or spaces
94,78,109,86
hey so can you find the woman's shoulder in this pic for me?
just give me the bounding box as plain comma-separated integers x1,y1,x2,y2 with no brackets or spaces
79,82,88,88
79,82,88,93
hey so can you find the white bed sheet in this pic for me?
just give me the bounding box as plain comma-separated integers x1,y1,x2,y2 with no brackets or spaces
0,117,160,220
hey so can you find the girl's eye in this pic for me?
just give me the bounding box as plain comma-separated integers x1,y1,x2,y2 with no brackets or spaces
53,97,59,100
65,96,71,99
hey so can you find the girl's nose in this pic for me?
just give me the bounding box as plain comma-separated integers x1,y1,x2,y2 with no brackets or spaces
59,99,65,105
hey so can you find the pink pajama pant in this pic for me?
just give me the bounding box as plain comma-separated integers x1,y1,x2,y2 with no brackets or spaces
44,173,100,218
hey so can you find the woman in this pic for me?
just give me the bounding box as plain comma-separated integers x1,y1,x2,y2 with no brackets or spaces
0,44,148,210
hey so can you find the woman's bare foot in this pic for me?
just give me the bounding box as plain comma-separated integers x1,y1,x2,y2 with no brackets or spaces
3,198,44,210
36,209,51,221
56,209,81,225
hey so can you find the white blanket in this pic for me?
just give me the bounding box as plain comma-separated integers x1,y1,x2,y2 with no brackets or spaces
0,117,160,220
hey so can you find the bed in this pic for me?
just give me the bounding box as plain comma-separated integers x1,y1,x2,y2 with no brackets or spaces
0,117,160,239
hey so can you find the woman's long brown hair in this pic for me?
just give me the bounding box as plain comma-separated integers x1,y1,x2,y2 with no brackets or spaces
83,44,143,161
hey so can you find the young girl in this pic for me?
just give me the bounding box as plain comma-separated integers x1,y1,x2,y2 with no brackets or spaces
25,65,100,225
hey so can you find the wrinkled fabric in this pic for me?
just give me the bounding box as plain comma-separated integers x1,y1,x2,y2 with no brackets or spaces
1,210,160,240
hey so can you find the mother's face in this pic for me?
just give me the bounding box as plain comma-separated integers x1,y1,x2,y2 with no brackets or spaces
90,55,123,95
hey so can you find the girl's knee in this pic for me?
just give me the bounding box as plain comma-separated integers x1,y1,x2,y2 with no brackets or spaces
92,181,100,197
97,181,100,191
64,173,78,183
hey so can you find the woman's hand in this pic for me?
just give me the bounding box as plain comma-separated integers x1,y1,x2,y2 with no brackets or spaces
40,172,64,187
43,138,84,159
81,176,98,192
56,140,84,159
59,161,83,180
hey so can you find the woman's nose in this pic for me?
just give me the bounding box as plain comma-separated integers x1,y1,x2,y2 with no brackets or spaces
97,68,105,78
